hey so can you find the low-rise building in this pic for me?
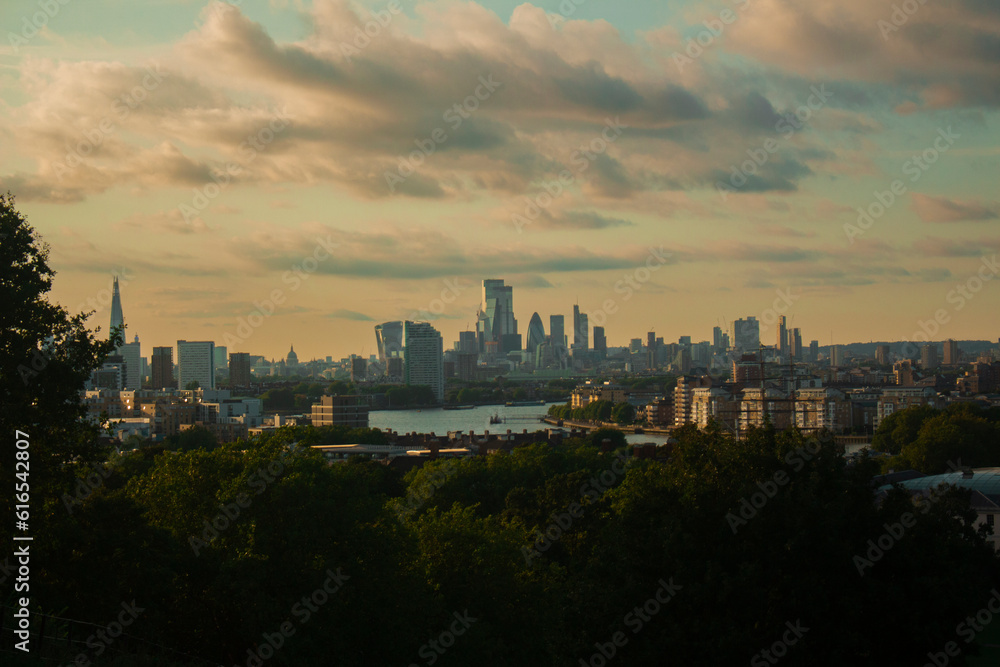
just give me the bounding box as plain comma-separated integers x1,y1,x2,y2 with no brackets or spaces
690,386,739,431
876,387,942,428
311,395,370,428
571,381,626,409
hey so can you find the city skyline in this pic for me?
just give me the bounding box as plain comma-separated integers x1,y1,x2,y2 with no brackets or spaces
101,272,995,367
1,0,998,361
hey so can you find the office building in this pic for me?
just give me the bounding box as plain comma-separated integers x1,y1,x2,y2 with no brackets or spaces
458,330,478,355
526,313,546,355
593,327,607,356
404,321,444,401
790,329,802,360
809,340,819,363
152,346,174,390
830,345,843,368
375,321,404,362
229,352,252,388
731,317,760,352
572,305,589,350
177,340,216,390
500,333,522,354
214,346,229,372
121,335,142,389
713,326,723,350
476,279,517,348
109,275,125,345
777,316,787,356
550,315,566,355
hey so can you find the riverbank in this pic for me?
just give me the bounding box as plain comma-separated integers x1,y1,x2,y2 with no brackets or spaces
541,416,674,436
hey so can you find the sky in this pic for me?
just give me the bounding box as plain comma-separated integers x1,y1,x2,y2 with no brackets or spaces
1,0,998,362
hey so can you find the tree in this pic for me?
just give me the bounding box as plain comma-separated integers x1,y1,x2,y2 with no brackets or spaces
588,427,627,449
185,380,201,390
889,410,1000,474
0,193,120,518
163,425,219,452
611,402,636,424
872,404,937,454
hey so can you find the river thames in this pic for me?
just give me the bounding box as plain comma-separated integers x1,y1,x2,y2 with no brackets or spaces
369,403,671,444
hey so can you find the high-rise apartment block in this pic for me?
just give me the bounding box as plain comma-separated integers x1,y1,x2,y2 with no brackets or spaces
943,339,960,365
177,340,216,390
152,346,174,390
404,321,444,401
229,352,252,388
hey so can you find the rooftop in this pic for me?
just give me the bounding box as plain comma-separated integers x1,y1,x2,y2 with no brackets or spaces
879,468,1000,499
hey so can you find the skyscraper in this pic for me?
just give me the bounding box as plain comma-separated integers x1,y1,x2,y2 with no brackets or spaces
214,346,228,372
943,339,960,365
476,279,517,348
573,305,589,350
375,321,404,362
777,316,787,356
790,328,803,360
229,352,251,388
875,344,891,365
731,317,760,352
177,340,215,390
404,321,444,401
458,330,478,354
109,275,125,347
921,344,939,370
526,313,546,355
549,315,565,347
593,327,607,356
713,326,723,350
121,334,142,389
152,346,174,390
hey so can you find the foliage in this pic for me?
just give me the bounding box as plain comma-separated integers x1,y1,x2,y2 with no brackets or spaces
0,192,120,525
880,404,1000,473
162,425,219,452
548,400,635,424
6,210,1000,665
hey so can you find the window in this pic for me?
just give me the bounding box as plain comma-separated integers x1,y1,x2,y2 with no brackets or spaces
987,514,995,528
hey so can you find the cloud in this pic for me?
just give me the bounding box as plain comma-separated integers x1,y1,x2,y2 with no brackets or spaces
722,0,1000,110
522,209,635,230
227,221,661,280
114,210,212,234
0,0,841,205
329,308,374,321
911,193,999,223
912,236,1000,258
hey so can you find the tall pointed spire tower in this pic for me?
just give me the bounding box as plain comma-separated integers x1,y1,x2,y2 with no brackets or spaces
109,275,125,349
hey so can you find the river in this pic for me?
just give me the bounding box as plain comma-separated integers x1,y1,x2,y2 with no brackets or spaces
368,403,671,445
